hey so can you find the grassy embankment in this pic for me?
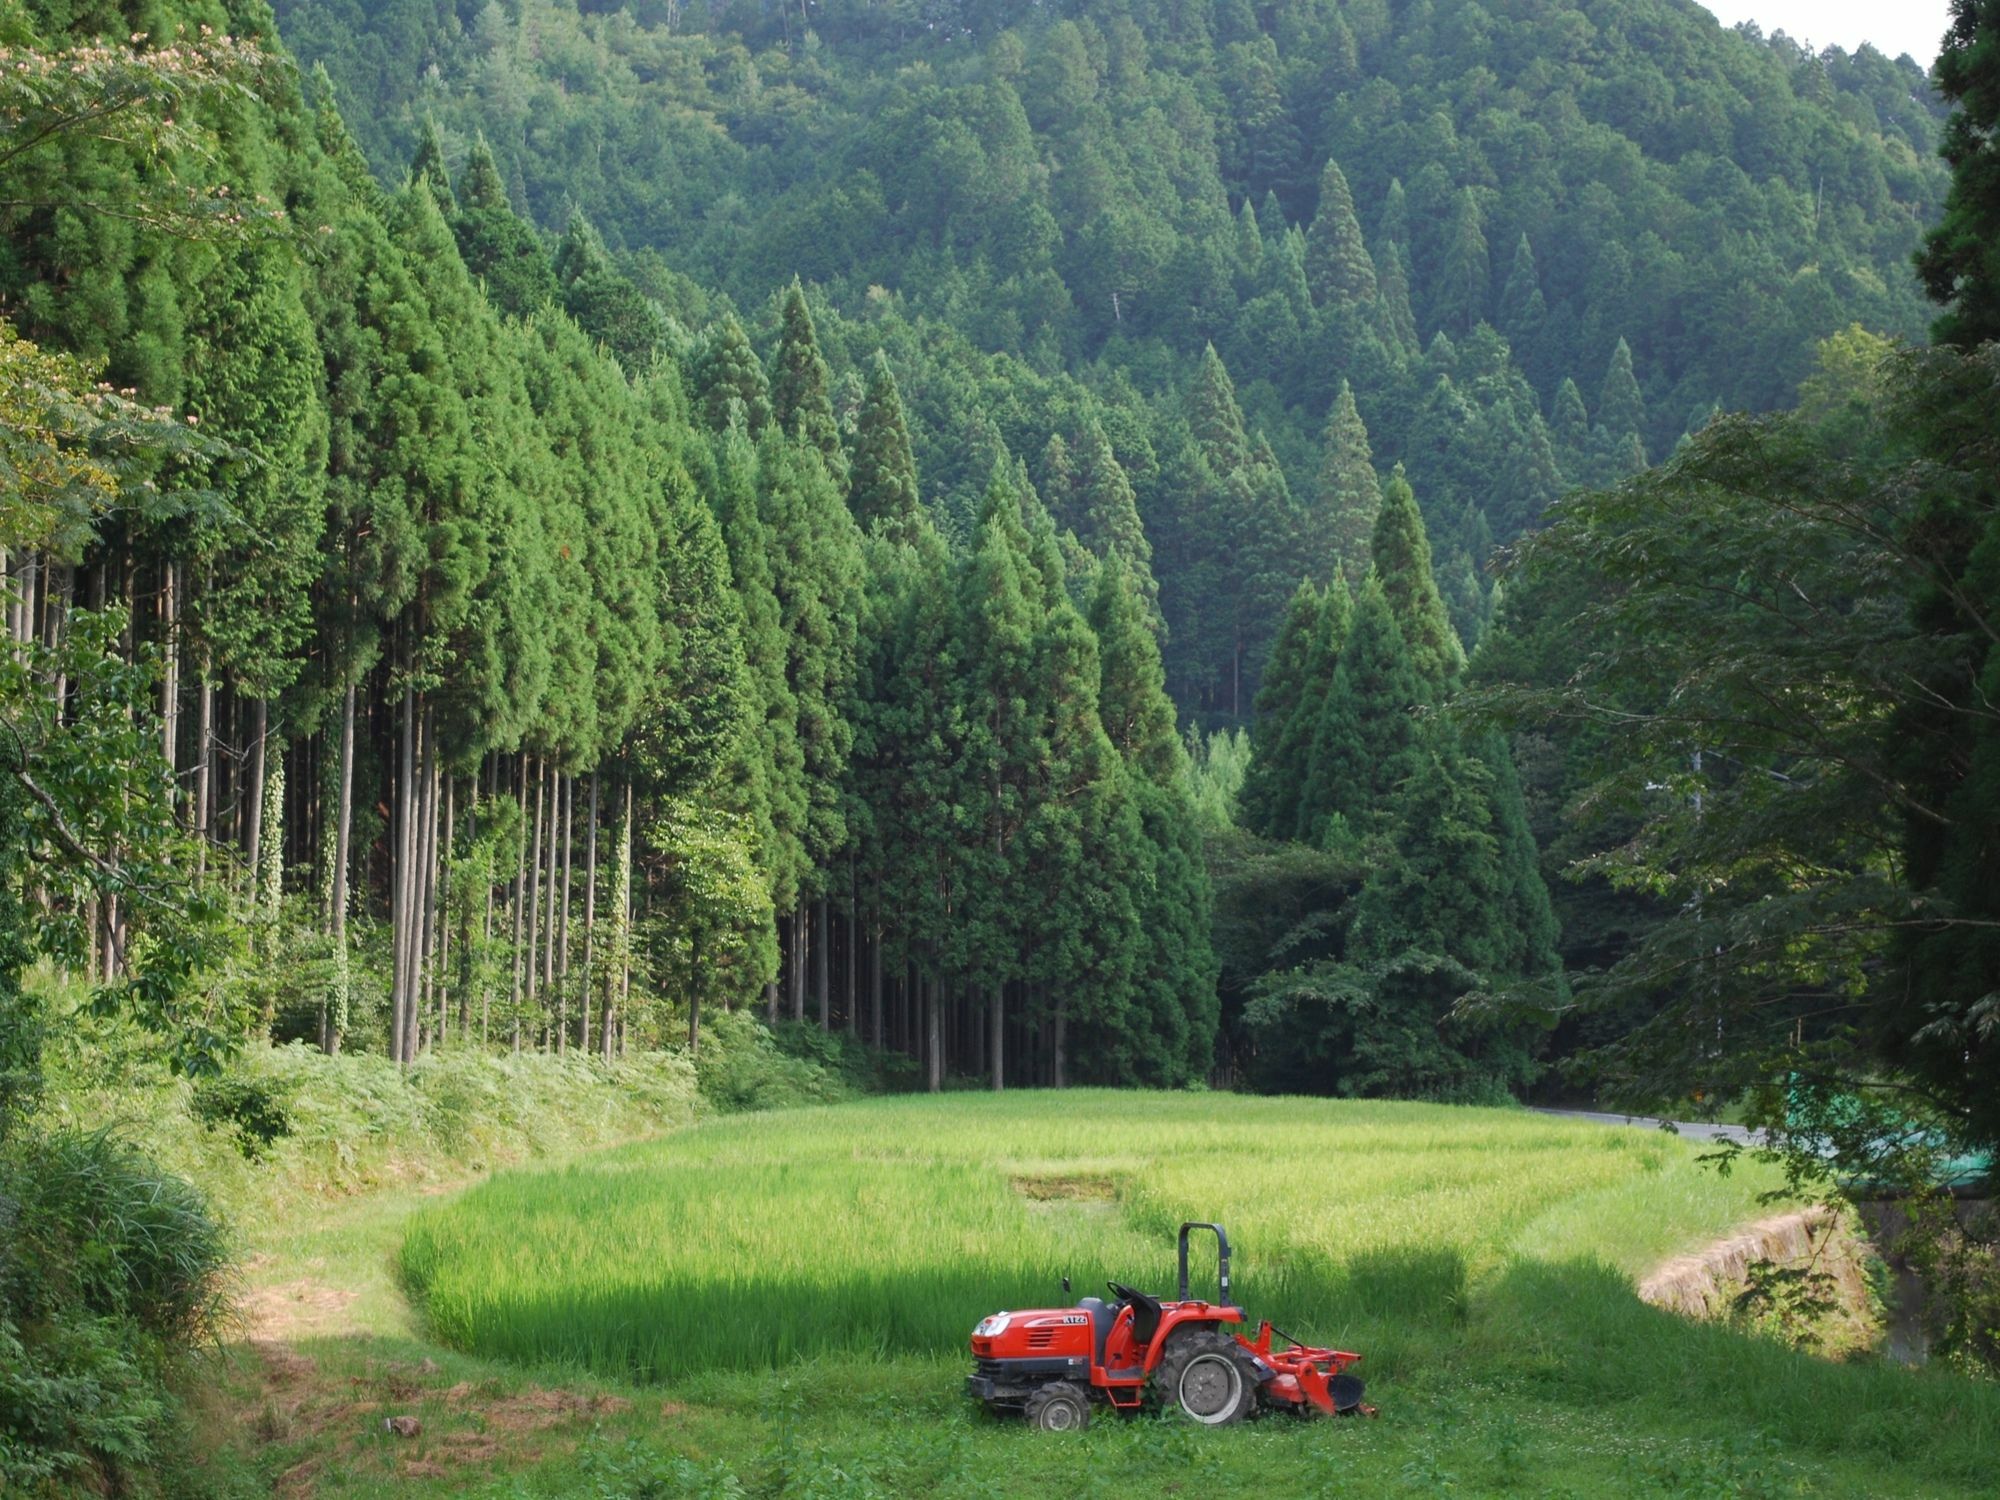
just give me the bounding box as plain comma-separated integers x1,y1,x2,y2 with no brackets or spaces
184,1089,1999,1498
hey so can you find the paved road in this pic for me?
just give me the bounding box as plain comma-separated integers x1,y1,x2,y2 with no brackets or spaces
1533,1107,1762,1146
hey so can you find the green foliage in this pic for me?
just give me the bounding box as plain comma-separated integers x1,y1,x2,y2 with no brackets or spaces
0,319,221,559
1917,2,2000,348
452,136,559,318
0,737,38,1142
689,1008,856,1114
770,280,846,485
845,351,920,539
0,1129,228,1491
644,796,774,1043
47,1027,703,1217
1183,727,1250,835
1471,336,2000,1192
2,607,236,1076
554,211,666,373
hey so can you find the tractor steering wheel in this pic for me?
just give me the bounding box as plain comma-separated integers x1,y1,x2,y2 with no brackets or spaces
1106,1280,1143,1305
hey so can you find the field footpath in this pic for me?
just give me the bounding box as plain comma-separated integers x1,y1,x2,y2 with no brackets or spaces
200,1126,693,1495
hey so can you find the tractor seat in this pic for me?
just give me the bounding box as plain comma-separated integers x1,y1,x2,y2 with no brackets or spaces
1126,1288,1163,1348
1077,1296,1115,1365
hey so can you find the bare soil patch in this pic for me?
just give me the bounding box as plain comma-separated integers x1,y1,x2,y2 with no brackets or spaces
229,1341,635,1495
237,1278,362,1341
1011,1172,1117,1202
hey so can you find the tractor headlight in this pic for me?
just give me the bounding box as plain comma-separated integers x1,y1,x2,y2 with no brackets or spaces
973,1313,1012,1338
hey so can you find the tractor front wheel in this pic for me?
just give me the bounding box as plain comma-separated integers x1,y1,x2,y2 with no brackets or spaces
1151,1329,1256,1425
1024,1382,1091,1432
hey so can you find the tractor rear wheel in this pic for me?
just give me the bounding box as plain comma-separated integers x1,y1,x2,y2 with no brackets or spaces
1024,1382,1091,1432
1151,1329,1256,1425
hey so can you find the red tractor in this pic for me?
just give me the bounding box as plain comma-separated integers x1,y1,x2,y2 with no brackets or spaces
966,1222,1368,1430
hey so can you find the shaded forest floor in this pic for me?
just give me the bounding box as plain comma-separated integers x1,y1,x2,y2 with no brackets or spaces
184,1099,1998,1499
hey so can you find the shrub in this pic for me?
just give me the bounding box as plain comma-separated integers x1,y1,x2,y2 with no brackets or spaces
693,1009,856,1113
0,1130,228,1492
768,1019,921,1094
188,1073,295,1159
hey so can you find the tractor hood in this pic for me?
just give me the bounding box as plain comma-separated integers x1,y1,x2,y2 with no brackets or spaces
970,1307,1097,1362
971,1308,1085,1337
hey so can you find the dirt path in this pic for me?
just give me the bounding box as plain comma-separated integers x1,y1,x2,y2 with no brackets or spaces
237,1267,364,1343
209,1153,665,1494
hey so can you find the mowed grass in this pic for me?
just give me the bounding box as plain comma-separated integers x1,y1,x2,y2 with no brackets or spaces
342,1091,2000,1496
401,1091,1748,1383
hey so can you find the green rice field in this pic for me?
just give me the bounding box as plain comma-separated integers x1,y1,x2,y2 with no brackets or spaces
389,1092,2000,1495
401,1091,1781,1381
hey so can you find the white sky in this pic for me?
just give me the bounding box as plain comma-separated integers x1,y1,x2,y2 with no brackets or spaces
1697,1,1954,65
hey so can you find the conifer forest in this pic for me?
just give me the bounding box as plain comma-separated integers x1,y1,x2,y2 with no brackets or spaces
5,0,2000,1492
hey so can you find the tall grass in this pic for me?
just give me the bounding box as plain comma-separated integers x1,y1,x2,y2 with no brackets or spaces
44,1025,703,1220
402,1092,2000,1488
399,1090,1774,1381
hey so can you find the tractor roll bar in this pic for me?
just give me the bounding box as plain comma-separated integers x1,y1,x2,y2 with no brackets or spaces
1178,1221,1232,1306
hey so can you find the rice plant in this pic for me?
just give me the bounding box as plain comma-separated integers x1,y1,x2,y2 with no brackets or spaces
399,1091,1783,1382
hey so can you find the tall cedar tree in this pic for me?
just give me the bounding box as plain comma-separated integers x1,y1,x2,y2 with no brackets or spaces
1072,419,1160,629
1596,336,1648,460
770,280,848,486
409,118,454,207
1435,188,1491,335
553,212,666,373
1303,158,1377,311
1917,0,2000,348
1238,579,1320,838
695,314,773,435
1024,575,1145,1085
756,433,863,893
1370,468,1466,685
1497,234,1548,351
852,513,963,1080
1037,432,1078,529
847,351,921,538
1296,576,1427,844
712,428,804,912
453,137,559,318
953,474,1045,1084
1312,381,1381,586
1260,575,1355,841
1339,730,1538,1099
1089,557,1218,1083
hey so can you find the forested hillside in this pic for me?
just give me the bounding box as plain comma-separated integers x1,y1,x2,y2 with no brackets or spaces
273,0,1948,713
3,0,1236,1101
0,0,1966,1101
11,0,2000,1486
